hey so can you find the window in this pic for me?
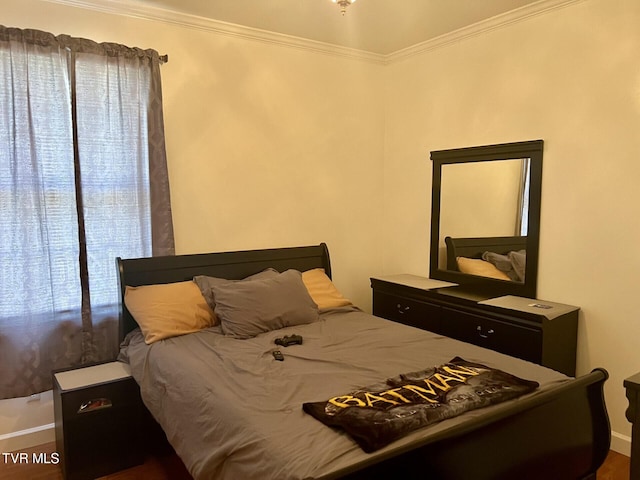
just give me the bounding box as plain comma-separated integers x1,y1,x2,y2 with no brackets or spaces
0,26,173,399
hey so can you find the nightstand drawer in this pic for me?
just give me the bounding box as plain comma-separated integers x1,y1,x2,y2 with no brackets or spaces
441,308,542,363
373,291,441,332
61,378,140,420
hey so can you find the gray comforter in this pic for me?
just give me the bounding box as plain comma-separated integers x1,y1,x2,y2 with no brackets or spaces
119,306,569,480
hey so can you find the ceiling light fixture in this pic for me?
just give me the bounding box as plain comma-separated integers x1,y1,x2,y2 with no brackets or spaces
332,0,356,16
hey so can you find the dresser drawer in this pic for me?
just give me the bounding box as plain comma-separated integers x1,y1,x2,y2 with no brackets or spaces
441,308,542,363
373,291,441,332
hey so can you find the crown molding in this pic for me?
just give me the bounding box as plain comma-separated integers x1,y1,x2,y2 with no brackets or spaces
385,0,585,64
40,0,584,65
38,0,387,64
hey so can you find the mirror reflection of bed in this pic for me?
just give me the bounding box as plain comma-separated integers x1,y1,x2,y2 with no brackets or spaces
445,235,527,283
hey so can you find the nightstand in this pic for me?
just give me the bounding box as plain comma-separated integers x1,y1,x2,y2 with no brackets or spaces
53,361,144,480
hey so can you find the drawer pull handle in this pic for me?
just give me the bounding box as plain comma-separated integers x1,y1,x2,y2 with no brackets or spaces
78,398,112,414
476,326,495,339
396,304,410,314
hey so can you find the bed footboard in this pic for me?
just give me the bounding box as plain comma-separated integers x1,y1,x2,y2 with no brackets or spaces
332,369,610,480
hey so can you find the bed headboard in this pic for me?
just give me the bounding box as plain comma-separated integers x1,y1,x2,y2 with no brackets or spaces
116,243,331,342
445,236,527,271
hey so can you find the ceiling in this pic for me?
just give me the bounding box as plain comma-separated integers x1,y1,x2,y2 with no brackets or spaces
130,0,543,55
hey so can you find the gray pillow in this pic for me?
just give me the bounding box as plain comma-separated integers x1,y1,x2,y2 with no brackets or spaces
481,250,527,282
508,250,526,282
194,268,279,312
481,251,513,276
210,269,319,339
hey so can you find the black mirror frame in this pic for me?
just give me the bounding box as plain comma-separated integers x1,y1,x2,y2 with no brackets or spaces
429,140,544,299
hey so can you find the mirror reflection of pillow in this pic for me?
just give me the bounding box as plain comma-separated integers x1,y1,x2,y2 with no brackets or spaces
481,250,527,282
482,251,513,275
456,257,512,281
509,250,526,282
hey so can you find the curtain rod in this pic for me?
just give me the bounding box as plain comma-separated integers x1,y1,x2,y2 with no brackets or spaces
160,54,168,63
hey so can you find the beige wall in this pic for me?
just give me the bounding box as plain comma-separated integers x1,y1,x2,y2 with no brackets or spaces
383,0,640,453
2,0,639,457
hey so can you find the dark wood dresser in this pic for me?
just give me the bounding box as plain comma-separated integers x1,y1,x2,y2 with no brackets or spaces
371,274,579,376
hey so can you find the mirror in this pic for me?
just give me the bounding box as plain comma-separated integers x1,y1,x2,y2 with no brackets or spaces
429,140,543,299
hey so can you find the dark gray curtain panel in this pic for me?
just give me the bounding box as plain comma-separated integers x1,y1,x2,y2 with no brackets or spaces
0,25,174,399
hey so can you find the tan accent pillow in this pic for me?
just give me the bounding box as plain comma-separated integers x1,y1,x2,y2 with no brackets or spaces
302,268,352,309
124,281,216,344
456,257,511,281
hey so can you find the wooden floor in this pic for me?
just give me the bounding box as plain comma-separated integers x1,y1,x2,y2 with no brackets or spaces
0,442,630,479
598,450,632,480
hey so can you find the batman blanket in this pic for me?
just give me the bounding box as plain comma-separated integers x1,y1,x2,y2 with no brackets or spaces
302,357,539,452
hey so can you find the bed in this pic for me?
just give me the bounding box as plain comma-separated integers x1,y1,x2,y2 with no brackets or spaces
116,243,610,480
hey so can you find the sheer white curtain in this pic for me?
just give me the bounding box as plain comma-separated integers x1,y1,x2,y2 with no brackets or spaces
0,26,174,399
